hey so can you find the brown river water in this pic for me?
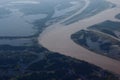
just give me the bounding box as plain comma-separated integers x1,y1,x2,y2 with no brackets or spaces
39,0,120,74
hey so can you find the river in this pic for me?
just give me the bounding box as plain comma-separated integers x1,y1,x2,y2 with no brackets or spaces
39,0,120,74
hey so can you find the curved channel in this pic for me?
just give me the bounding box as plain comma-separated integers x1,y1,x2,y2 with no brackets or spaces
39,0,120,74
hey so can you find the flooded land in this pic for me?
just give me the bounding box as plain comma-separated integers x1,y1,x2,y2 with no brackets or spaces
0,0,120,79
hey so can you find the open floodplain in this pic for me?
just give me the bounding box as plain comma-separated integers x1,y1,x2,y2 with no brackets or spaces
0,0,120,79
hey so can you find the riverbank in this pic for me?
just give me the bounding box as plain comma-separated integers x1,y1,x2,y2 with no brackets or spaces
39,0,120,74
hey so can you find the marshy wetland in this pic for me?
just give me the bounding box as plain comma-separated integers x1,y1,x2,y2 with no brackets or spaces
0,0,120,79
